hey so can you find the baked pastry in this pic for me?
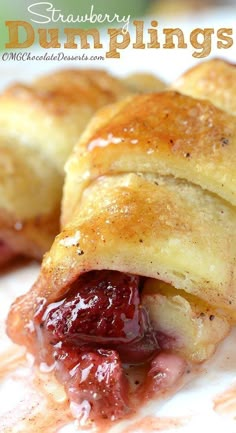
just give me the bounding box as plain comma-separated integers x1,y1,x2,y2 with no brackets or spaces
8,91,236,424
172,58,236,115
0,69,143,265
123,73,166,93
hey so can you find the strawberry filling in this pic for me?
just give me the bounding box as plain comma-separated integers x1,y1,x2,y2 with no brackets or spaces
53,344,129,422
33,271,186,423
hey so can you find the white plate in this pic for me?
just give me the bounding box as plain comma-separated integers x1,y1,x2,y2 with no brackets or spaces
1,7,236,433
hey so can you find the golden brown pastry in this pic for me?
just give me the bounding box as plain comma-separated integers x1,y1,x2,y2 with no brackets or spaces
0,69,137,265
8,91,236,424
123,72,166,93
172,58,236,115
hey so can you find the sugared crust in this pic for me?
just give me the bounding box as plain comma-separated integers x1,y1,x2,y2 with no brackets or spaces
63,91,236,224
172,58,236,115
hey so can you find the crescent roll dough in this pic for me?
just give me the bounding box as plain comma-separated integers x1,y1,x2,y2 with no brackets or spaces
7,90,236,423
172,58,236,115
0,69,141,264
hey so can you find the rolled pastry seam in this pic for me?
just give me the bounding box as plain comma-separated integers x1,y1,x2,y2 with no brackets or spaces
172,58,236,115
62,91,236,228
0,69,135,262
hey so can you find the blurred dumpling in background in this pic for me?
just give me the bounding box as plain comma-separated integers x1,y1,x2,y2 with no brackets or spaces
0,68,165,267
172,58,236,115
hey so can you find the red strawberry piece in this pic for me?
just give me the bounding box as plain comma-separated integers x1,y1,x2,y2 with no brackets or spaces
53,343,129,421
42,271,144,346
